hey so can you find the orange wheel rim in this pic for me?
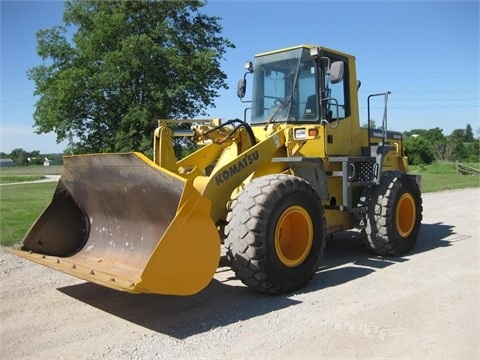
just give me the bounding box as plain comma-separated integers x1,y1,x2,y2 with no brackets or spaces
274,206,313,267
396,193,416,238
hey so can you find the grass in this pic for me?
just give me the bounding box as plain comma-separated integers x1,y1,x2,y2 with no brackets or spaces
0,165,63,175
409,162,480,192
0,165,63,184
0,162,478,247
410,162,479,174
0,175,45,183
415,173,479,192
0,182,57,246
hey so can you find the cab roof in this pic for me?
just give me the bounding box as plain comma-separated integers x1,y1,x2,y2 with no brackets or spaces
255,44,354,60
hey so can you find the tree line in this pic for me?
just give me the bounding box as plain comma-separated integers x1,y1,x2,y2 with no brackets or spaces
403,124,479,165
0,149,64,166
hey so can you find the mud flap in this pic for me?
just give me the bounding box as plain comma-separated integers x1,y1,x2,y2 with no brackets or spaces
13,153,220,295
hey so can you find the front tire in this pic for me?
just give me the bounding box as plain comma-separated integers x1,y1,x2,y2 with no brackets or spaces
225,174,326,294
363,171,423,256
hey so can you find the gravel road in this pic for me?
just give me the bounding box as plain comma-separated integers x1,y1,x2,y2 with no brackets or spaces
1,188,479,359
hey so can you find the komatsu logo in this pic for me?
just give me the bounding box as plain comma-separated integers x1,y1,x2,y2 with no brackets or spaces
214,150,259,185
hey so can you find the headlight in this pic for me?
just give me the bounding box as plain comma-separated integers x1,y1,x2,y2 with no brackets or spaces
294,128,307,139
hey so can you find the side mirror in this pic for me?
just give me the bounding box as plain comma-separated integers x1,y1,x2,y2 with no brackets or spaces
238,61,253,100
329,61,344,84
237,78,247,99
244,61,253,73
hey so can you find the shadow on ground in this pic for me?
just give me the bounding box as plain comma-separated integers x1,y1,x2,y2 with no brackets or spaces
58,221,456,339
302,221,456,293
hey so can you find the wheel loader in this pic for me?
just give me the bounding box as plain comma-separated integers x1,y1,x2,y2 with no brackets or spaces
14,45,422,295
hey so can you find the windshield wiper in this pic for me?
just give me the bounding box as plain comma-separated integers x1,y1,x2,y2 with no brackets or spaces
264,94,292,130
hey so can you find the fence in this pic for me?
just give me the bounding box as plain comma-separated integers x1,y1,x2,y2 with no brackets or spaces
456,161,480,176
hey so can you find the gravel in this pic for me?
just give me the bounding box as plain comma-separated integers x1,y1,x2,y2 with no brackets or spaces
1,188,479,359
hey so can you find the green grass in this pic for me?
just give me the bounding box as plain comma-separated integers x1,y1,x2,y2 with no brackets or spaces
409,162,480,192
0,175,45,183
0,165,63,175
414,173,479,192
0,165,63,184
410,161,479,174
0,182,57,246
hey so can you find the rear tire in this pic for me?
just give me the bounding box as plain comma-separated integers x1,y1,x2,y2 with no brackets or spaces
363,171,422,256
225,174,326,294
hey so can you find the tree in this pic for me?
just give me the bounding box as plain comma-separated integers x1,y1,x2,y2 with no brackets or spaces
464,141,480,163
28,0,234,154
404,127,445,143
465,123,474,142
361,119,378,129
450,128,466,142
9,148,28,166
432,140,456,162
404,136,435,165
403,128,444,164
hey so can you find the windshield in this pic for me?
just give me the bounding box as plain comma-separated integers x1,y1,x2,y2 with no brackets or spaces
250,47,318,124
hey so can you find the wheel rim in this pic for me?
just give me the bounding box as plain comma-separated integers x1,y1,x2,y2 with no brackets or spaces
396,193,416,238
274,206,313,267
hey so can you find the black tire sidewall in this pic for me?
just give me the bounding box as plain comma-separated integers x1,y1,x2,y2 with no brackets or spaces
225,174,325,294
364,171,422,256
262,181,324,282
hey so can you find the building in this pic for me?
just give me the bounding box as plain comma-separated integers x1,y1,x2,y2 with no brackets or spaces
0,159,15,167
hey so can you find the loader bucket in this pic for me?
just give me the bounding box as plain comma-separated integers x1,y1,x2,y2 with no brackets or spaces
13,153,220,295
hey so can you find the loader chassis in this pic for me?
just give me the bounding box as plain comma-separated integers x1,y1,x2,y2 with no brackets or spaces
14,45,422,296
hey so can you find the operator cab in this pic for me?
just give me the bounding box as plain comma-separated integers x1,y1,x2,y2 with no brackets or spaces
238,45,349,126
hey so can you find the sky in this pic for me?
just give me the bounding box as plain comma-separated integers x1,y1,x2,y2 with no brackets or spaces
1,0,479,154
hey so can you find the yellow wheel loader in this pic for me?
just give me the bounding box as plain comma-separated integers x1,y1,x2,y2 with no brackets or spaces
14,45,422,295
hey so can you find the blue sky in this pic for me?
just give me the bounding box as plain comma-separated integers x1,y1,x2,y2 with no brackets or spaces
1,0,479,154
